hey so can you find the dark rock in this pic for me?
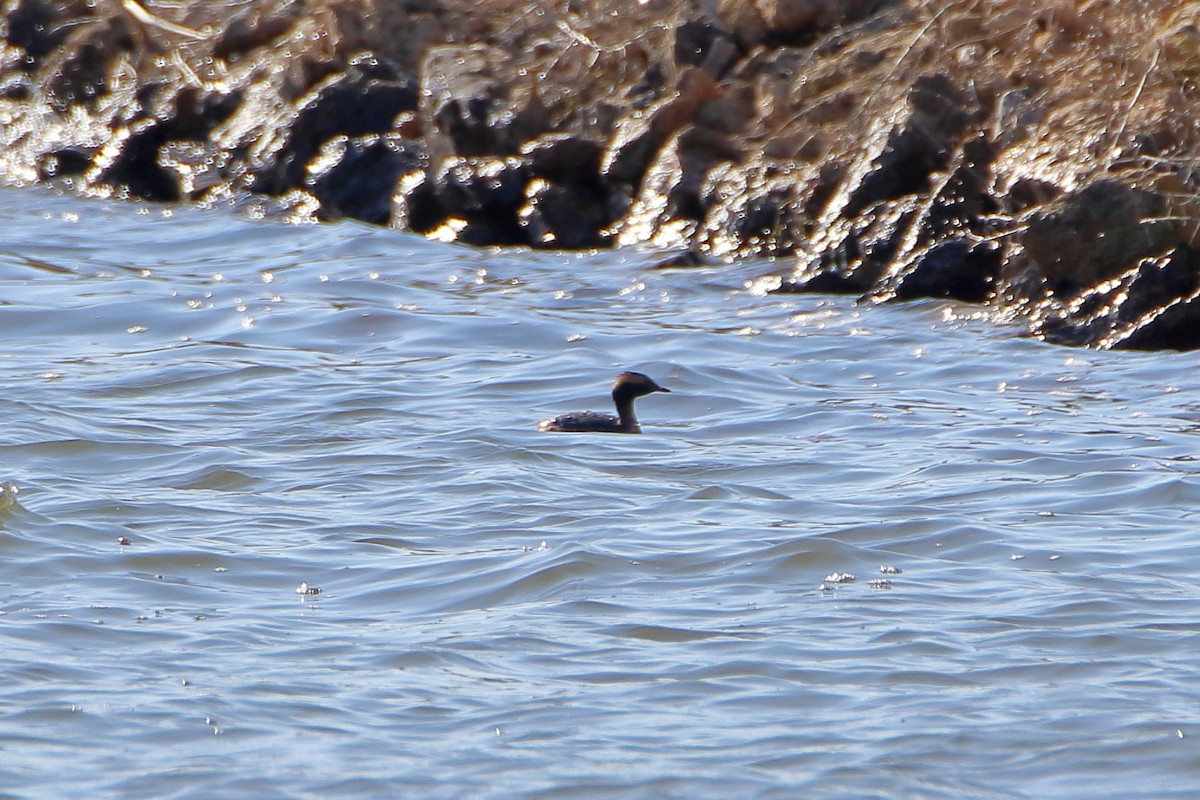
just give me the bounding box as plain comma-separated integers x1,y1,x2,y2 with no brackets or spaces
699,166,808,257
620,126,743,248
523,134,605,186
779,202,915,293
391,168,443,234
666,128,736,220
716,0,895,46
866,133,999,301
98,88,243,201
1014,180,1175,298
159,142,229,198
5,0,94,66
309,135,426,225
1004,177,1062,213
650,249,709,269
602,67,721,197
1037,247,1200,350
674,20,740,77
0,74,31,100
516,135,612,248
603,120,667,196
519,179,612,249
626,64,668,109
1034,260,1152,348
991,87,1043,149
919,134,997,242
740,183,805,254
803,159,847,221
43,15,136,111
171,86,244,133
347,52,409,83
1118,248,1200,325
777,256,875,295
423,45,549,158
1037,311,1114,348
252,68,419,195
212,4,298,62
430,156,531,245
1114,248,1200,350
892,237,1001,303
36,146,94,179
132,80,169,124
432,94,497,155
845,75,971,217
99,123,182,201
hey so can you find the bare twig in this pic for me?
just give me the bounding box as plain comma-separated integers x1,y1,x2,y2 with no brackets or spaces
118,0,210,41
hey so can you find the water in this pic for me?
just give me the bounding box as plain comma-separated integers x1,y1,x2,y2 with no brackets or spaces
2,185,1200,799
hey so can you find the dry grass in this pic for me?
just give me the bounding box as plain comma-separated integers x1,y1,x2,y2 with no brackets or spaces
737,0,1200,208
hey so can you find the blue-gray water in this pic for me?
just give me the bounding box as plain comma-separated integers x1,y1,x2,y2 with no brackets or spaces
2,186,1200,799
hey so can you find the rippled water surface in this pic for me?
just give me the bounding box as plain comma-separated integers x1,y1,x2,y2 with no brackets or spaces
3,186,1200,799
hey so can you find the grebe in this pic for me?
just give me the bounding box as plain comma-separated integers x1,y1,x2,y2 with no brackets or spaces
537,372,670,433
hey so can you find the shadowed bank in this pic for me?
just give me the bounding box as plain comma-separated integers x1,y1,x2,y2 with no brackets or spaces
4,0,1200,349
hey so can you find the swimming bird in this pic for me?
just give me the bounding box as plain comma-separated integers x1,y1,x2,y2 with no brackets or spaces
537,372,671,433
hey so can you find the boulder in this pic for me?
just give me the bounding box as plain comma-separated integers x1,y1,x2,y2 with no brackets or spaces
427,156,531,245
251,64,418,195
891,237,1001,304
309,134,426,224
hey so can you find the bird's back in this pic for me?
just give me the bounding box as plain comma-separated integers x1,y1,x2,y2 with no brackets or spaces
537,411,631,433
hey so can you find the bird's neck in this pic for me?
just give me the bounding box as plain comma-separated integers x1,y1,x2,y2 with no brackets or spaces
613,394,640,433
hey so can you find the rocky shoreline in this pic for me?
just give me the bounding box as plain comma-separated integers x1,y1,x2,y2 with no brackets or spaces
4,0,1200,349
